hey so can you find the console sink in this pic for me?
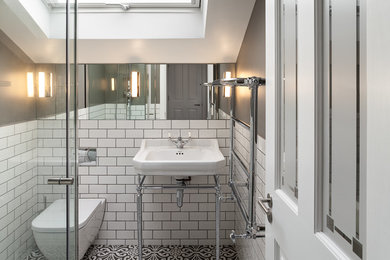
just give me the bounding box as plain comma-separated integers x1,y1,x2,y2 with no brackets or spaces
133,139,225,176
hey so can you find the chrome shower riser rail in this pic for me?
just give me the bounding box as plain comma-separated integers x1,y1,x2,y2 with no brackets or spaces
136,175,222,260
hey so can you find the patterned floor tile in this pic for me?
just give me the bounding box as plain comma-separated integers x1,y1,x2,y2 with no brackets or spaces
25,249,46,260
26,245,238,260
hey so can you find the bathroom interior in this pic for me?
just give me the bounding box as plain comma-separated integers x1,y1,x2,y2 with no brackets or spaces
0,0,389,260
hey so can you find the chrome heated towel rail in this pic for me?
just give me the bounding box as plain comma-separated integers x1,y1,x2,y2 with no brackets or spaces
203,76,266,240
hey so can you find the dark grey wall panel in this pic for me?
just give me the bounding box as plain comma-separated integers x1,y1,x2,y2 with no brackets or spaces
78,65,86,109
104,64,120,104
0,31,36,126
36,64,85,119
35,64,58,119
87,64,107,107
0,30,86,125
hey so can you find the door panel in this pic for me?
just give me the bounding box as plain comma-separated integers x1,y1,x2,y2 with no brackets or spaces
167,64,207,120
322,0,363,257
280,0,298,202
42,1,78,260
330,0,357,239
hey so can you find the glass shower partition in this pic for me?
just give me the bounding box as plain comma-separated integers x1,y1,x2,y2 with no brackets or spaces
68,1,78,259
0,0,77,259
36,1,78,260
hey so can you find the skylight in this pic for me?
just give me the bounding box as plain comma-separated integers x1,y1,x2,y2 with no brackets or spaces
43,0,201,9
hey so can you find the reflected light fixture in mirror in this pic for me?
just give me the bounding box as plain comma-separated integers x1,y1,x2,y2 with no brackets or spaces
131,71,140,97
49,73,53,97
223,71,232,98
27,72,34,97
111,77,115,91
38,72,45,98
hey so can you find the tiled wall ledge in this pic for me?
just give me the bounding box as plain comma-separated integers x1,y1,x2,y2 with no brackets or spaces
38,119,235,246
0,120,38,260
41,103,163,121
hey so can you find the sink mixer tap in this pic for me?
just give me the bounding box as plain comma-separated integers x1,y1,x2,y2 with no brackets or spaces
168,133,192,149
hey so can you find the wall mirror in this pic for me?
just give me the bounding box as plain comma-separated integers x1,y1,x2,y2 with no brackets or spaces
21,62,235,122
84,63,235,120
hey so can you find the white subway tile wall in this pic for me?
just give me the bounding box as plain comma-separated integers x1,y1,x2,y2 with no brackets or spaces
233,122,266,260
40,119,234,246
36,120,69,216
0,109,265,258
0,121,38,260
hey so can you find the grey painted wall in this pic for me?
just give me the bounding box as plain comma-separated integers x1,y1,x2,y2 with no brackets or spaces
220,0,266,138
0,30,36,126
236,0,266,138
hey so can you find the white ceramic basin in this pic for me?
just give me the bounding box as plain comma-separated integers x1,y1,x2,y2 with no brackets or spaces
133,139,225,176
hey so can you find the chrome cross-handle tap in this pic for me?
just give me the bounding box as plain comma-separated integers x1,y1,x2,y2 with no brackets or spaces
168,132,192,149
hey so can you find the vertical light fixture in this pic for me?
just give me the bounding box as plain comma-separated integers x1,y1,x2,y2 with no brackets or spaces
27,72,34,97
223,71,232,97
131,71,140,97
49,73,53,97
111,77,115,91
38,72,45,98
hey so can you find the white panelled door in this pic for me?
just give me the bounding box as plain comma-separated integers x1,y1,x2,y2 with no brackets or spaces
265,0,365,259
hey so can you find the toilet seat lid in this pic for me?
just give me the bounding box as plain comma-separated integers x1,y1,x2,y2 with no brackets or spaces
32,199,105,232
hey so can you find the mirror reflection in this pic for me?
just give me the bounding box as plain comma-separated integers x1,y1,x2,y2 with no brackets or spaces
84,63,235,120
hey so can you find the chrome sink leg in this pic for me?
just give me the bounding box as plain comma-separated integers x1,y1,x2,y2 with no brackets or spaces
137,175,145,260
215,175,221,260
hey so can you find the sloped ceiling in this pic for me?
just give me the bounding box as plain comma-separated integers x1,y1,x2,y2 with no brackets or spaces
0,0,256,63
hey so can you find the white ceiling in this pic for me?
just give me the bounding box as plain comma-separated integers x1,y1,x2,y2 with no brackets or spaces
0,0,256,64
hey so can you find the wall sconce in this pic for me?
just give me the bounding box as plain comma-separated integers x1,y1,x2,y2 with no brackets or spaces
27,72,34,97
38,72,45,98
131,71,140,97
223,71,232,98
111,77,115,91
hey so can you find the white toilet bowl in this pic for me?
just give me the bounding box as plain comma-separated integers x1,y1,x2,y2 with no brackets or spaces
32,199,106,260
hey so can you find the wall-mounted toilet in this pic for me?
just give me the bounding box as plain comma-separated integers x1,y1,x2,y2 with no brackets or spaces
32,199,106,260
